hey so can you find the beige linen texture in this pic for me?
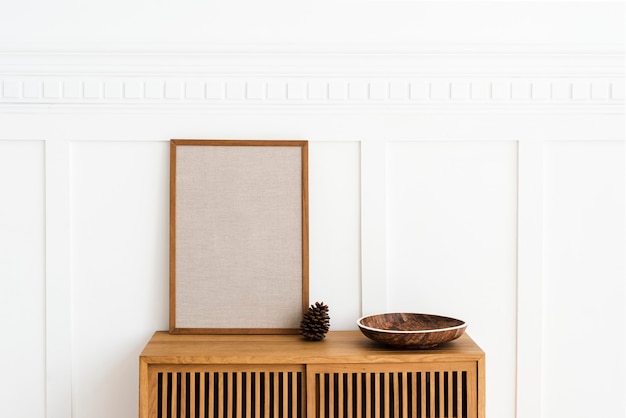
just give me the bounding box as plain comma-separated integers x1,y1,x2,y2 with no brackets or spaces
175,145,303,329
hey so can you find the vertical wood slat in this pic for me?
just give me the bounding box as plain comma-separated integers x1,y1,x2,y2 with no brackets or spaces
283,373,289,418
447,372,453,418
255,373,261,418
356,373,362,418
235,371,242,418
227,372,233,418
337,373,344,418
292,373,298,418
188,373,194,418
273,372,279,418
218,373,225,418
439,372,445,418
264,372,271,418
208,373,214,418
412,373,418,418
172,373,179,418
328,374,335,418
162,373,169,418
374,373,381,418
319,374,325,418
365,372,372,418
383,373,390,418
457,372,463,418
345,373,354,418
402,372,408,418
429,373,436,418
421,373,427,418
393,373,399,418
231,372,234,416
208,373,215,418
180,373,186,418
199,372,205,418
246,371,252,418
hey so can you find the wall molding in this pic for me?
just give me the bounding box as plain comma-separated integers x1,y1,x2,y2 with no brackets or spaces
0,50,623,113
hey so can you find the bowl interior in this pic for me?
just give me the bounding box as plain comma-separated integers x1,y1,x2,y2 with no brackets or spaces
358,313,465,333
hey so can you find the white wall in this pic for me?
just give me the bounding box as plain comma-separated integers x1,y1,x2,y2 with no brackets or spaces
0,2,624,418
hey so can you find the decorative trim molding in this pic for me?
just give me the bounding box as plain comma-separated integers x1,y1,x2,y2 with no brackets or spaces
1,50,623,112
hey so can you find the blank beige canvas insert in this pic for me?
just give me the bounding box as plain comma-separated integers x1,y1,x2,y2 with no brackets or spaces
170,140,308,333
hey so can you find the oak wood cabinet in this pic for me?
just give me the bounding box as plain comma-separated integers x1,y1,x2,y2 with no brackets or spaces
139,331,485,418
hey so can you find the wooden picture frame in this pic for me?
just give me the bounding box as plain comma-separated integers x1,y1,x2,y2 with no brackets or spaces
170,139,309,334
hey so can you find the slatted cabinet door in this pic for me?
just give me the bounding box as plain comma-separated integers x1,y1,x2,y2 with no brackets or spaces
306,363,479,418
145,365,306,418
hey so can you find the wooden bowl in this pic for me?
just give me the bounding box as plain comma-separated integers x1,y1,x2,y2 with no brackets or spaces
357,313,467,349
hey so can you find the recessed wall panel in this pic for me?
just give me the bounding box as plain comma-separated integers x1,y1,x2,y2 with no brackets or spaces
0,140,46,417
70,141,170,418
543,140,625,418
387,140,517,418
308,141,361,329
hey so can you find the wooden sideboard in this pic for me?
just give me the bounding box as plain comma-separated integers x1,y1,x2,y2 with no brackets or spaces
139,330,485,418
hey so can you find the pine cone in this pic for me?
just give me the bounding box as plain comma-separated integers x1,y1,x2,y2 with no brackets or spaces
299,302,330,341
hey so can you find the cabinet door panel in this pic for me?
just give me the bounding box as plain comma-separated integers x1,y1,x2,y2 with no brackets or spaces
307,363,478,418
146,365,305,418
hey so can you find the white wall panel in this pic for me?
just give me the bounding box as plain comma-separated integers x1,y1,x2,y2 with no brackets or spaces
543,141,625,418
70,141,170,418
45,140,73,418
309,141,361,329
386,140,518,418
0,141,46,418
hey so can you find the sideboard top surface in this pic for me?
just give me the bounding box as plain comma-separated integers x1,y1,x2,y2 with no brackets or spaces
140,330,484,365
